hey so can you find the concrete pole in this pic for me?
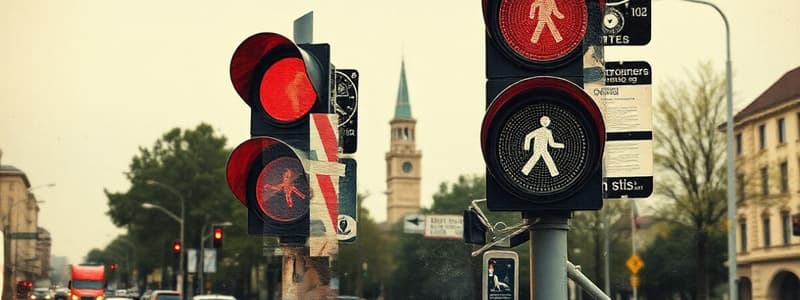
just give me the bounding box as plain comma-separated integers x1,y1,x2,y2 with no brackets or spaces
529,215,569,300
281,245,304,299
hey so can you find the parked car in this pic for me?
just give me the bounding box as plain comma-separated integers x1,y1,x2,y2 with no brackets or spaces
54,287,69,300
150,290,181,300
31,287,54,300
192,295,236,300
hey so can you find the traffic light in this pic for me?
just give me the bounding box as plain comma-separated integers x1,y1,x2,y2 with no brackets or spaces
793,213,800,236
213,226,224,248
110,263,117,271
482,0,604,213
226,32,333,242
172,240,182,255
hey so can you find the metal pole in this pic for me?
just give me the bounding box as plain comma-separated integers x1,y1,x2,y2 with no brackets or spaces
680,2,736,298
198,224,207,295
603,212,610,294
529,215,569,300
179,193,185,297
293,12,314,44
567,262,611,300
631,202,637,300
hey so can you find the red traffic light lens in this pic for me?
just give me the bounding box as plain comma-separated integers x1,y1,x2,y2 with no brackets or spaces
259,57,317,123
214,228,223,240
496,0,587,62
255,156,310,223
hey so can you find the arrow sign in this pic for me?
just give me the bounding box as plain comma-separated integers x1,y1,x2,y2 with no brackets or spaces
403,214,425,234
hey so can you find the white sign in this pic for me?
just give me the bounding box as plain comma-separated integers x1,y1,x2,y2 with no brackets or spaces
403,214,425,234
187,249,197,273
601,61,654,198
424,214,463,239
187,249,217,273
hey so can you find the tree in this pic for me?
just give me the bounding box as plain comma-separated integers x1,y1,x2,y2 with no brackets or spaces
386,175,531,299
336,193,393,298
653,63,728,300
639,224,727,300
569,201,632,296
102,123,263,297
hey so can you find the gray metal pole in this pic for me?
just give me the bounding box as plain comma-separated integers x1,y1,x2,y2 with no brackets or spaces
530,216,569,300
293,12,314,44
198,224,206,295
603,213,610,294
680,2,736,298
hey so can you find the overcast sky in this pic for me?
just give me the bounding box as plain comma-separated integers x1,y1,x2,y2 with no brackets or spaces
1,0,799,264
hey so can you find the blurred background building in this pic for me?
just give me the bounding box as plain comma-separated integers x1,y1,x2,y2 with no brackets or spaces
733,66,800,299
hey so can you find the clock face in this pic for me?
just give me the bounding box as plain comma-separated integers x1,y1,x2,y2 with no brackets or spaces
402,161,413,173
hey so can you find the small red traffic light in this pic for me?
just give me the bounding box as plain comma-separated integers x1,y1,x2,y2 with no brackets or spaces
110,263,117,271
214,227,223,240
172,240,182,253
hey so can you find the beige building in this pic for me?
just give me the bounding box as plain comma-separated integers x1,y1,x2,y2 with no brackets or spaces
37,227,51,278
0,151,44,287
733,66,800,299
385,59,422,224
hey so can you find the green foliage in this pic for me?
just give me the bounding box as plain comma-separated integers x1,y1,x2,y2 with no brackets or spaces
568,201,632,296
653,63,729,299
639,225,727,300
336,193,393,298
386,175,531,299
100,123,262,296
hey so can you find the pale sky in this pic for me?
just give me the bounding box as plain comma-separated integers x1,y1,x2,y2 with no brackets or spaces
1,0,798,264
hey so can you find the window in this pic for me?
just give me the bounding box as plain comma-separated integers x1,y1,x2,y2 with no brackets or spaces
782,212,791,246
759,124,766,149
737,174,745,201
740,221,747,252
780,161,788,193
763,216,771,248
736,133,742,155
778,118,786,144
761,167,769,196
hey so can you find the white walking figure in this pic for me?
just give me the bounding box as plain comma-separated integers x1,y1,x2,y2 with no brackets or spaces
529,0,565,44
521,116,564,177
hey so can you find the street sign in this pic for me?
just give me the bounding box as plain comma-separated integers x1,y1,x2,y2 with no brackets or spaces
626,254,644,274
403,214,425,234
603,0,651,46
630,274,640,288
424,214,463,239
9,232,38,239
337,158,357,243
601,61,653,198
334,69,359,154
203,248,217,273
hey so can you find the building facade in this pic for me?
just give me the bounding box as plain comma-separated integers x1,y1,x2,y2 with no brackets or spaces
37,227,51,278
734,67,800,299
385,59,422,224
0,151,44,291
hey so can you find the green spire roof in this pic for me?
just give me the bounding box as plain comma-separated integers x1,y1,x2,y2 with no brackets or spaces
394,58,412,119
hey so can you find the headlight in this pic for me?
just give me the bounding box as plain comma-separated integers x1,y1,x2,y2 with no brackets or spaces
96,296,104,300
30,295,36,300
71,294,79,300
46,296,52,300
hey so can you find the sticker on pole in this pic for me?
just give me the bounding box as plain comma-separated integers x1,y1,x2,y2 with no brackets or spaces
604,0,651,46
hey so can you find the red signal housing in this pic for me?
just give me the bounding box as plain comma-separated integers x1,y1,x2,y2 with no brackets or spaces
213,226,224,248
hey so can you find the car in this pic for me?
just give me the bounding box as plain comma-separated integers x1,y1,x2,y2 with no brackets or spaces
192,295,236,300
31,287,54,300
115,289,129,297
150,290,181,300
53,288,69,300
139,290,153,300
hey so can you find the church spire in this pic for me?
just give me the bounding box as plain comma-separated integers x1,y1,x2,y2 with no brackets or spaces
394,58,412,119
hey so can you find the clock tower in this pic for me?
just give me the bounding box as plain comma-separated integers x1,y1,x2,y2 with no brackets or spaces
386,58,422,224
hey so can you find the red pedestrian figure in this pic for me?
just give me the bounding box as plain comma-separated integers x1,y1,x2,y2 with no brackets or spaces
264,168,306,208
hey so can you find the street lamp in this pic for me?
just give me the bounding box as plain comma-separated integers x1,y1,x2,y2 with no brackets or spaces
197,221,232,294
674,1,736,299
142,179,186,296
